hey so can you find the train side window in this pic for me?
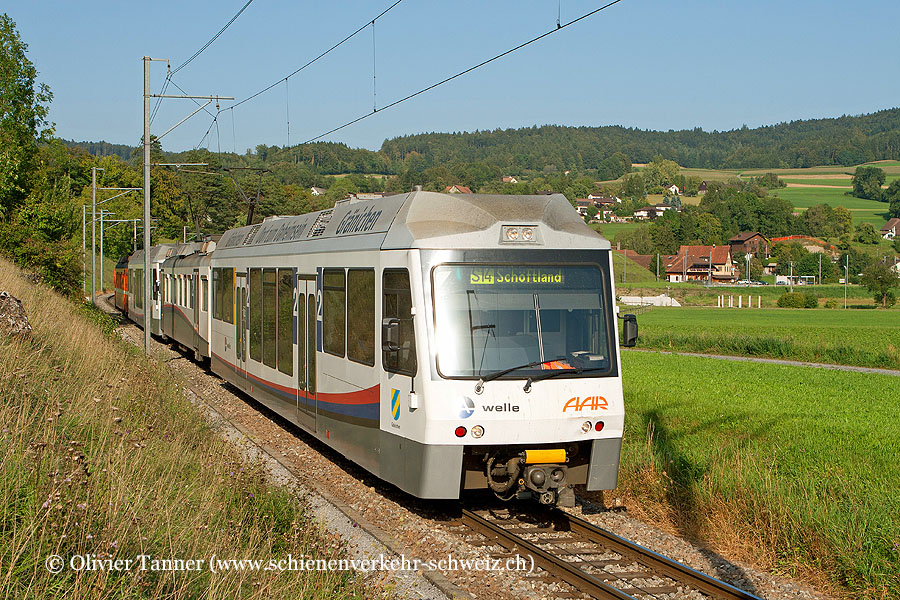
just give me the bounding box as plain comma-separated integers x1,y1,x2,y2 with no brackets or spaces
263,268,277,369
298,281,306,390
323,268,346,357
277,269,293,376
136,270,144,309
212,268,234,324
212,270,220,319
249,268,262,362
307,294,316,394
382,269,417,376
201,276,208,313
347,269,375,366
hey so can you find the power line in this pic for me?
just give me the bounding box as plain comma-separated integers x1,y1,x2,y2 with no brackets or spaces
173,0,257,75
303,0,625,144
225,0,404,112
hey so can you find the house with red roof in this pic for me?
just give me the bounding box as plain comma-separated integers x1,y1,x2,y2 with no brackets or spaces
664,245,736,282
445,184,473,194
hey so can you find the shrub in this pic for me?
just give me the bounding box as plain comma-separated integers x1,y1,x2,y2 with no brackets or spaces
778,292,806,308
824,298,839,309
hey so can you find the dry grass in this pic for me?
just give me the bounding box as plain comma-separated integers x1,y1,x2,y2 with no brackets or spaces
0,256,366,599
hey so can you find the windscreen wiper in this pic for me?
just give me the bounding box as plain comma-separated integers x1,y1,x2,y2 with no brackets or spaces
523,365,607,392
474,357,565,394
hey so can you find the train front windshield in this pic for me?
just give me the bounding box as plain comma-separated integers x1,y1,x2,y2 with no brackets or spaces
433,264,613,378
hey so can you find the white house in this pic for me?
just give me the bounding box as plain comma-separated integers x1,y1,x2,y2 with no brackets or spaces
310,186,327,196
663,184,681,195
881,218,899,240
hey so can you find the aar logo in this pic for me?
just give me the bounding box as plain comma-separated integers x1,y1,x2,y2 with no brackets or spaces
459,396,475,419
391,389,401,421
562,396,608,413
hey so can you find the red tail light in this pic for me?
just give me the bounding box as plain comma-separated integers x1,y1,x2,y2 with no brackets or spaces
454,426,467,438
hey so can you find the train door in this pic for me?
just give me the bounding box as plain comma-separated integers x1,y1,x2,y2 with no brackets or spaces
192,269,200,353
297,276,317,429
235,272,248,375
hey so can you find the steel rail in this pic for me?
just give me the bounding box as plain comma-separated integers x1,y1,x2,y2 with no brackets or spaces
460,508,764,600
460,509,634,600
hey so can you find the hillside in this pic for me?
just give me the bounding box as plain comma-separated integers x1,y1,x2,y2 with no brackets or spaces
73,107,900,177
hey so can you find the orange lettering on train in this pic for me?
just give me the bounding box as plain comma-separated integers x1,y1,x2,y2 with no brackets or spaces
562,396,608,413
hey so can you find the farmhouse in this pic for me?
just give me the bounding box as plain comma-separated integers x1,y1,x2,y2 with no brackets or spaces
728,231,770,258
664,245,736,283
445,184,473,194
310,186,327,196
663,184,681,195
698,181,709,194
501,176,518,184
881,218,900,240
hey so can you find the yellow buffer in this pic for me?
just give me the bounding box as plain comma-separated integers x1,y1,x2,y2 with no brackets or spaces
523,449,566,464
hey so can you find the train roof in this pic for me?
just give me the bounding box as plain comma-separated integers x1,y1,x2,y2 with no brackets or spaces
213,191,609,258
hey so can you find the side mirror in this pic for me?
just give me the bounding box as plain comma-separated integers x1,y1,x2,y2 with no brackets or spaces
622,314,638,347
382,318,401,352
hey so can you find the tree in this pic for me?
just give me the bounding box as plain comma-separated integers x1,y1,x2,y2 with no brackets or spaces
854,222,881,244
831,206,853,237
621,173,645,201
0,14,53,220
860,262,900,308
884,179,900,219
850,166,885,200
643,156,679,190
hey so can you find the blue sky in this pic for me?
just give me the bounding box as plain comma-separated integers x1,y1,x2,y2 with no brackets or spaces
8,1,900,152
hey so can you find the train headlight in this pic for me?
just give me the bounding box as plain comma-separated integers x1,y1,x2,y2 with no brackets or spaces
505,227,519,241
581,421,592,433
471,425,484,439
522,227,534,241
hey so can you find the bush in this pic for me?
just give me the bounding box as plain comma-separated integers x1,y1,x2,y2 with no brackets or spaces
824,298,840,309
777,291,819,308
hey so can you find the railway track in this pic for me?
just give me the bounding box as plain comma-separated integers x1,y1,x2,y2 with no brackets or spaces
455,507,763,600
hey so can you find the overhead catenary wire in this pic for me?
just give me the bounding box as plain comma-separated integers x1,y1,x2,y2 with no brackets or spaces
302,0,626,144
172,0,257,75
224,0,404,112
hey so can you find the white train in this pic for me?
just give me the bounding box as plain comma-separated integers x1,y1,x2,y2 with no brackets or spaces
115,190,637,507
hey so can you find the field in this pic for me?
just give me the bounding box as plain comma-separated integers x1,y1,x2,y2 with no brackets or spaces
631,306,900,369
0,256,362,599
614,351,900,599
771,187,890,226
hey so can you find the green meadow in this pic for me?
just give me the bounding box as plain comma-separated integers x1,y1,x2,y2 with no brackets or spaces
618,351,900,599
631,306,900,369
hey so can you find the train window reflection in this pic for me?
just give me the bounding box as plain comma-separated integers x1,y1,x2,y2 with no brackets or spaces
249,268,262,361
348,269,375,366
432,265,611,378
323,269,346,357
382,269,417,376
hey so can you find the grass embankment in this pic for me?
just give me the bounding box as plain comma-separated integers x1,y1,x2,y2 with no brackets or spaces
0,257,363,599
632,307,900,369
611,352,900,599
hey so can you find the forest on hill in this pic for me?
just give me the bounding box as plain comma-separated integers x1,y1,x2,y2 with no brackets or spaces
68,107,900,178
245,108,900,175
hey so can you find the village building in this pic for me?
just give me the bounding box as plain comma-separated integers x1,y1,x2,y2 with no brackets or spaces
310,186,327,196
728,231,771,258
881,218,900,240
501,176,518,184
445,184,473,194
664,245,736,283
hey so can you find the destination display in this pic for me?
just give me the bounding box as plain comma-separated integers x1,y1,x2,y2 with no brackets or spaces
468,267,564,286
